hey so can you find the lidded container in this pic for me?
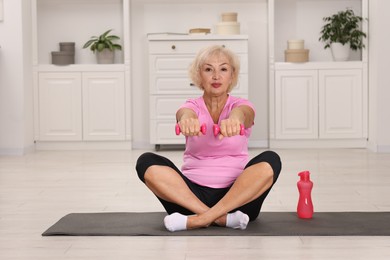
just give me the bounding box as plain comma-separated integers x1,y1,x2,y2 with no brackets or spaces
51,42,76,65
216,12,240,35
221,12,238,22
285,49,309,62
216,22,240,35
285,39,309,62
59,42,75,53
51,51,75,65
287,39,304,50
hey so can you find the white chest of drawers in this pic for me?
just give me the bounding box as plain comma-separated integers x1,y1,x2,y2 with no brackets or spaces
147,34,249,149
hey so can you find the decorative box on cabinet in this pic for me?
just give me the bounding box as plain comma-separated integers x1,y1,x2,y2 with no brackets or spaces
148,35,249,149
37,72,125,141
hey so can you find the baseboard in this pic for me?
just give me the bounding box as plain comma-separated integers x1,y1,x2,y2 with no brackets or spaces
131,141,155,150
0,148,26,156
376,145,390,153
269,139,368,149
0,145,35,156
35,141,133,151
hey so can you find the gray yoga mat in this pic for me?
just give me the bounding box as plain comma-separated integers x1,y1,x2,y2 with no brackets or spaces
42,212,390,236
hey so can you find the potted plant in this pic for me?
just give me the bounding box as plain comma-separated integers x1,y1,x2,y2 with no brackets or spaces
319,8,367,61
83,29,122,64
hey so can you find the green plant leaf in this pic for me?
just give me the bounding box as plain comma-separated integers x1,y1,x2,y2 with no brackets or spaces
83,29,122,53
318,8,367,50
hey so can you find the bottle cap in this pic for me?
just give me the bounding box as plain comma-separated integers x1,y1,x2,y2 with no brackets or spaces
298,170,310,181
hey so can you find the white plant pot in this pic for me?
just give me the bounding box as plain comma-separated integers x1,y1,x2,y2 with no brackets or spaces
96,49,115,64
330,42,350,61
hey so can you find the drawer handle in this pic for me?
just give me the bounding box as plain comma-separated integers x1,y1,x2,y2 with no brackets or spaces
171,45,176,50
222,45,226,48
190,83,195,86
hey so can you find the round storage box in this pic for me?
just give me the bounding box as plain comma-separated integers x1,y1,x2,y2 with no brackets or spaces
287,39,304,50
285,49,309,63
51,51,75,65
221,12,238,22
216,22,240,35
59,42,75,53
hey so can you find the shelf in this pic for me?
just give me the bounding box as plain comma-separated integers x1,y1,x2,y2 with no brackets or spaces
147,34,249,41
34,0,125,65
274,61,365,70
271,0,365,63
132,0,258,3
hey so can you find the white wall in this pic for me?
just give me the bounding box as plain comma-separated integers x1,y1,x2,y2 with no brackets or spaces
368,0,390,152
0,0,34,155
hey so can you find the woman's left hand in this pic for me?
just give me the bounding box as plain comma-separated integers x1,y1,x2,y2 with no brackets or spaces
218,118,242,139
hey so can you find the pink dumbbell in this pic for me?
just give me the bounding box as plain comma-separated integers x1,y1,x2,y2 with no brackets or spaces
175,123,207,135
213,124,245,136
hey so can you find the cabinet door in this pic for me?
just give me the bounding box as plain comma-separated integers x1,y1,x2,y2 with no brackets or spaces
38,73,82,141
275,70,318,139
82,72,125,141
319,69,363,139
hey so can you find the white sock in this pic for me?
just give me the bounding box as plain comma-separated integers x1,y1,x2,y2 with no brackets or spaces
226,211,249,230
164,212,188,232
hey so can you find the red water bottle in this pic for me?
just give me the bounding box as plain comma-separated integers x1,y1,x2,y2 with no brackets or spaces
297,170,314,219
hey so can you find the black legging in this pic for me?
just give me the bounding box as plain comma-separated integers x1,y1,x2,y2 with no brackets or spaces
136,150,282,221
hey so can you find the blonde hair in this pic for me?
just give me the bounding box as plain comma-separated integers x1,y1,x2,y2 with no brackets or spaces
188,45,240,93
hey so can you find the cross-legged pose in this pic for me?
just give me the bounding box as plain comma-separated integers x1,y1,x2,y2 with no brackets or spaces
136,45,282,232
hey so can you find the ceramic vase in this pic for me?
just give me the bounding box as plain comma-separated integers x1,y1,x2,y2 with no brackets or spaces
96,49,115,64
330,42,350,61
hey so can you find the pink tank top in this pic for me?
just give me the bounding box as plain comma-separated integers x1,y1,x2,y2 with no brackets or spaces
179,95,255,188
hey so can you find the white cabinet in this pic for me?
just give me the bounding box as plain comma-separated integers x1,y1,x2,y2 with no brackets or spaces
147,35,249,148
275,68,364,141
37,72,125,141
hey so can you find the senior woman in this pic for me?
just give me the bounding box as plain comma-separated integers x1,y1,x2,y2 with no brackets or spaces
136,45,281,232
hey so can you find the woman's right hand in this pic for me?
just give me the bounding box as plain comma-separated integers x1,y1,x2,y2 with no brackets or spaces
177,118,203,137
176,108,204,136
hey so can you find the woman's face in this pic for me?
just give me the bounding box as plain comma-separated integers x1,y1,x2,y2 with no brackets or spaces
200,54,233,97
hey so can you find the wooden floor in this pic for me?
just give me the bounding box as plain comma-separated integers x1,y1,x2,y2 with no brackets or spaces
1,148,390,259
